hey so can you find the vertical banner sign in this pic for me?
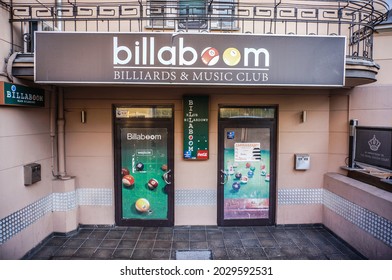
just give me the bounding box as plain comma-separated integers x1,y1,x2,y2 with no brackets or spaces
183,96,209,160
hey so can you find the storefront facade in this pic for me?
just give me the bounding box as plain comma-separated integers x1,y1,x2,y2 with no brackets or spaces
1,0,392,259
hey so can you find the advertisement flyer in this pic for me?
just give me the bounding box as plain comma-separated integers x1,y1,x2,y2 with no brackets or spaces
120,127,169,220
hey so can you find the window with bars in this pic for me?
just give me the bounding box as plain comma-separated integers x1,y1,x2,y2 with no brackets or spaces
210,0,237,30
147,0,176,28
147,0,237,31
178,0,207,30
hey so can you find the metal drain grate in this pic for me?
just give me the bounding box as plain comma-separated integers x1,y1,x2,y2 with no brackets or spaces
175,250,212,260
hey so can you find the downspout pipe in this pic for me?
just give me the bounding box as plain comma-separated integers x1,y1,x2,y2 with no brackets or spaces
50,87,59,178
57,87,70,179
56,0,62,31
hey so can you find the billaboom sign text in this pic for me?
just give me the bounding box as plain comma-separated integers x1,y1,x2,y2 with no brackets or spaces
113,36,270,67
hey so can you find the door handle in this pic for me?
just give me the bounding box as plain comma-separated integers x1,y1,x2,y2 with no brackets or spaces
220,170,228,185
163,169,172,185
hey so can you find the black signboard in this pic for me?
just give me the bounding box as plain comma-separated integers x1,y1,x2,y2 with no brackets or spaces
355,127,392,171
35,32,345,87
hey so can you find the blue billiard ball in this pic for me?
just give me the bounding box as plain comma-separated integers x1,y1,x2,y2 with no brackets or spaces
136,162,144,171
247,170,254,178
232,182,241,191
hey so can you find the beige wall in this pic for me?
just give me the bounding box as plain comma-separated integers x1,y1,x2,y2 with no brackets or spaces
328,94,349,173
1,1,391,259
347,32,392,126
0,94,54,260
63,87,334,226
0,3,54,259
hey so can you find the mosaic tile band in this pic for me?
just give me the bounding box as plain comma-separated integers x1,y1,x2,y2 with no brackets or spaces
324,190,392,247
0,195,52,245
175,189,216,206
278,188,323,204
1,188,391,249
0,188,113,245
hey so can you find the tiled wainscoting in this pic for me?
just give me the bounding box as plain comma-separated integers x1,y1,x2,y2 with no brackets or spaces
0,188,113,245
1,180,392,258
324,189,392,247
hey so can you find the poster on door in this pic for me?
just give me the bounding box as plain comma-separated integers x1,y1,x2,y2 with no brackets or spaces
120,128,169,220
223,129,271,220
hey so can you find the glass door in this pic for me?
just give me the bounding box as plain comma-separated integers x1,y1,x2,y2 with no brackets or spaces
218,107,276,226
114,106,174,227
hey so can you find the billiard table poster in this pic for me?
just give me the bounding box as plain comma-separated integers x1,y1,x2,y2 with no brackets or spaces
223,128,271,220
120,127,169,220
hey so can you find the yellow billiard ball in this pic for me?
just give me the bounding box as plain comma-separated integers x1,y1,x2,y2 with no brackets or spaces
223,47,241,66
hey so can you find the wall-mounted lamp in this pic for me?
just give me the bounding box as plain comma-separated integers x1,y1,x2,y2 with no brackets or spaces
81,110,87,123
301,110,307,123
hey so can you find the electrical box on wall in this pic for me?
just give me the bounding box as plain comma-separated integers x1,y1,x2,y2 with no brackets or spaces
24,163,41,186
294,154,310,170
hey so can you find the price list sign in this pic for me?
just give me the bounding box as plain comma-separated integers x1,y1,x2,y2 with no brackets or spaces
183,96,209,160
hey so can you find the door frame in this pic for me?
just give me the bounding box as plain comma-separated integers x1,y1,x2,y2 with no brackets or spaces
113,105,175,227
217,105,277,227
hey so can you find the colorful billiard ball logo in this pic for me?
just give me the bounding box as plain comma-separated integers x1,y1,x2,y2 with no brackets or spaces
223,47,241,66
147,178,159,190
201,47,220,66
122,174,135,187
135,198,150,212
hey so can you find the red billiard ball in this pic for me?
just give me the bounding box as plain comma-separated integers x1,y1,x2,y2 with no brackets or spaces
240,176,248,184
148,178,159,190
265,174,270,182
121,167,130,176
201,47,220,66
122,175,135,187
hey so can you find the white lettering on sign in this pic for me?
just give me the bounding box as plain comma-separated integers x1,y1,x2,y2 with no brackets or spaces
127,133,162,141
6,91,44,102
187,99,194,151
113,36,270,68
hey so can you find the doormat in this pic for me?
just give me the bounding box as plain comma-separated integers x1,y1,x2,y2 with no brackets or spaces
175,250,213,260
